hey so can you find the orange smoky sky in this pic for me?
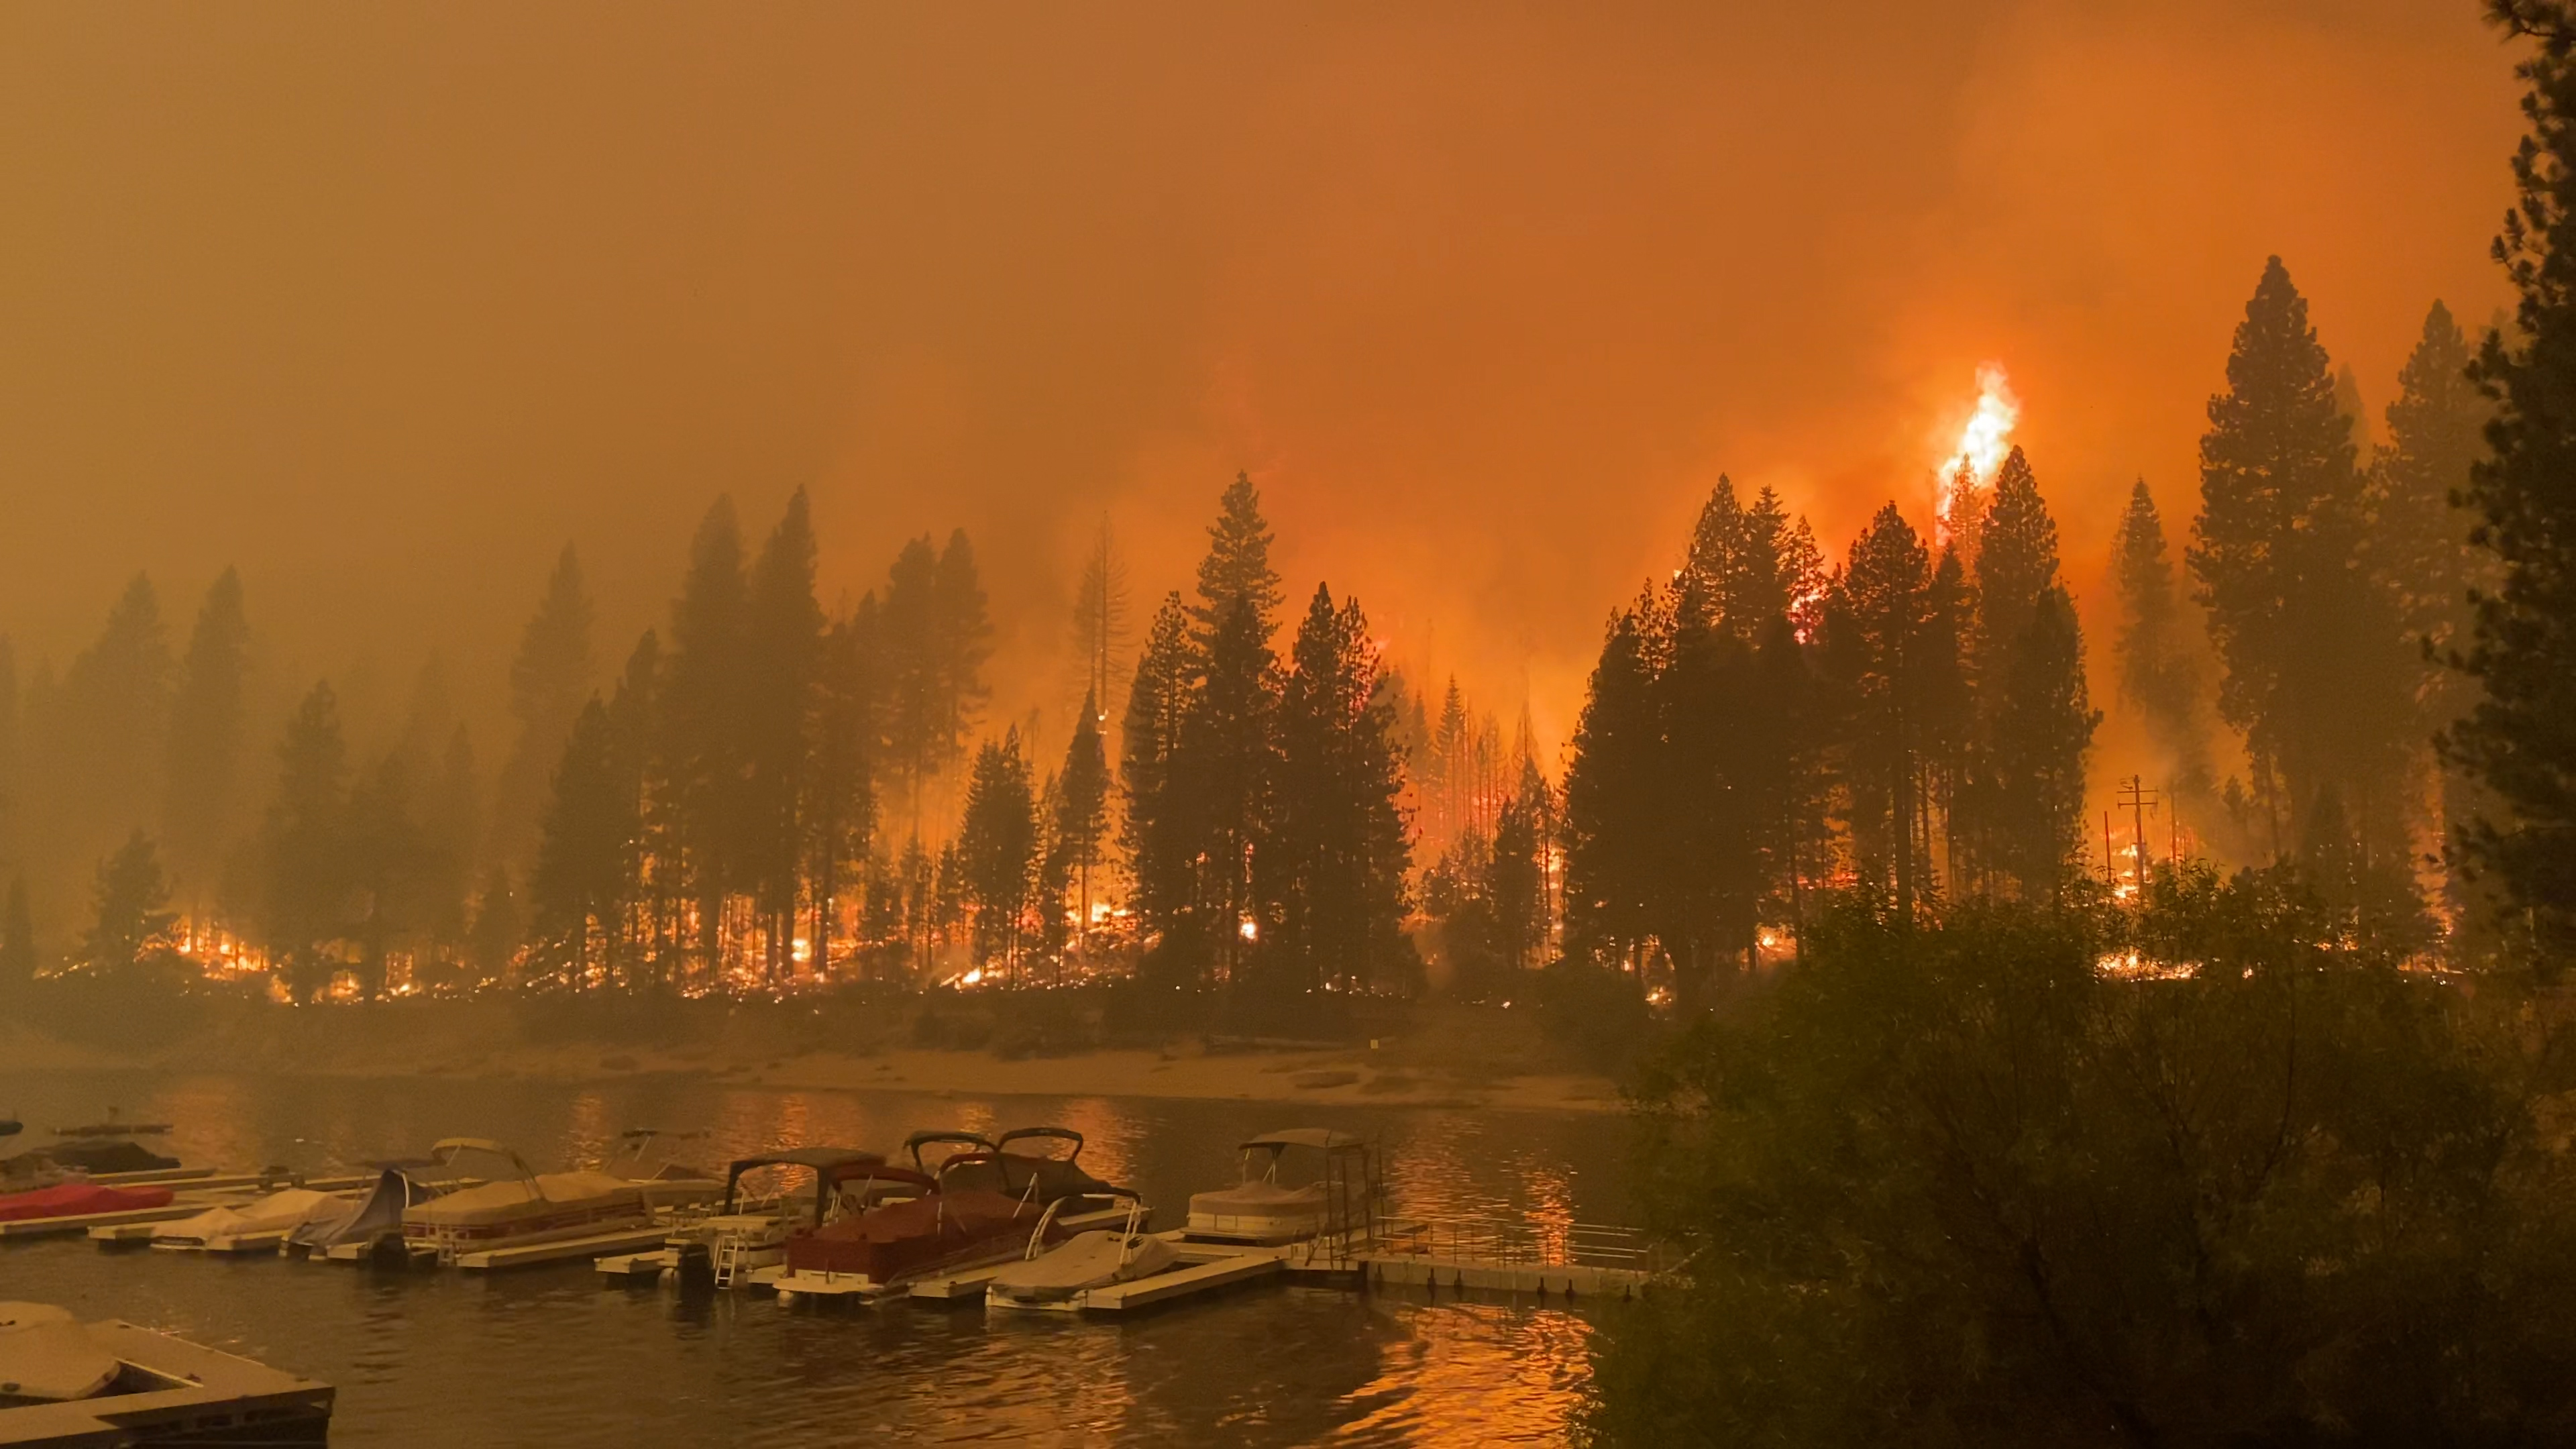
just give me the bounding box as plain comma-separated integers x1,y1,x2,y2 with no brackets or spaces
0,1,2524,765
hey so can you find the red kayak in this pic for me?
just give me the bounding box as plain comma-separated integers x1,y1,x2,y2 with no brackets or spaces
0,1181,175,1222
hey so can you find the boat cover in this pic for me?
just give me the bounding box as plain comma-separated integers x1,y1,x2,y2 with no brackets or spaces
0,1305,117,1402
405,1169,641,1228
152,1187,345,1246
0,1181,174,1223
290,1167,439,1250
987,1228,1179,1302
785,1187,1058,1282
9,1140,180,1176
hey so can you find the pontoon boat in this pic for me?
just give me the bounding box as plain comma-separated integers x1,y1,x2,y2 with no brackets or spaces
1185,1129,1375,1244
663,1146,890,1287
401,1138,671,1261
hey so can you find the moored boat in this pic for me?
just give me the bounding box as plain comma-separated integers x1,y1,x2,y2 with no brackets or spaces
985,1191,1173,1313
293,1160,453,1252
1185,1130,1375,1245
150,1187,353,1251
0,1181,175,1225
776,1138,1094,1298
662,1146,892,1287
288,1163,449,1257
401,1139,663,1262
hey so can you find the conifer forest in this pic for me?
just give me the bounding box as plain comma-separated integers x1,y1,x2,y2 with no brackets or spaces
11,2,2576,1442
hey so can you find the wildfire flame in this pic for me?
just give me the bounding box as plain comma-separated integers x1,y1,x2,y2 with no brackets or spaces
1937,362,2020,527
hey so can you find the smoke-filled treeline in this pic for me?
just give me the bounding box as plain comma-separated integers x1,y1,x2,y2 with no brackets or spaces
1576,9,2576,1438
1549,254,2510,1012
0,470,1433,1007
0,211,2532,1014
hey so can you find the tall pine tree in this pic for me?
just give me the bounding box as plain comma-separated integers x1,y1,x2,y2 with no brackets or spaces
2192,258,2416,866
1266,586,1413,995
958,731,1038,977
2112,480,2216,806
162,568,250,910
260,682,350,1002
489,547,593,869
1120,593,1201,983
663,499,750,982
2449,1,2576,967
1054,690,1111,961
743,490,824,983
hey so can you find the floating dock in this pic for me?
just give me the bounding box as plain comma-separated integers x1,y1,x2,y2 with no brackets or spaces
1,1204,209,1241
594,1246,681,1280
0,1319,332,1448
453,1224,673,1272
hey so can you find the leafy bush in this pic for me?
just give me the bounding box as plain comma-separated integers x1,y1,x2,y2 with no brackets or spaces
1580,875,2576,1447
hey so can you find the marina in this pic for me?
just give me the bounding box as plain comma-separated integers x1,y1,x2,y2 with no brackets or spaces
0,1071,1632,1446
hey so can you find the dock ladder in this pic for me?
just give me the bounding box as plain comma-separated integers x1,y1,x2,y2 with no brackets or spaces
712,1236,743,1289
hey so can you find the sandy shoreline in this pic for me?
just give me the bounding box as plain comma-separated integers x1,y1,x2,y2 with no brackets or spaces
0,1019,1625,1115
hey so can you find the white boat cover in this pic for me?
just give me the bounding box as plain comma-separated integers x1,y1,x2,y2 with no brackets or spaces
152,1188,345,1246
988,1230,1179,1300
1187,1179,1328,1228
0,1305,117,1402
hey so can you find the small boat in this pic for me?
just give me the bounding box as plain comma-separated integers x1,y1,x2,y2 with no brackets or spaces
667,1147,892,1287
1185,1129,1372,1244
0,1114,21,1139
401,1138,667,1262
777,1155,1059,1297
1,1137,182,1181
0,1181,176,1224
150,1187,352,1252
0,1303,117,1401
50,1119,172,1139
288,1164,449,1258
985,1191,1173,1313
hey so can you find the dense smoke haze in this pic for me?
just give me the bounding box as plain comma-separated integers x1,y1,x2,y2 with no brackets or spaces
0,0,2521,764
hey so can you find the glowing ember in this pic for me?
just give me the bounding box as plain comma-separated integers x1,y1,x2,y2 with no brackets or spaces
1937,362,2020,527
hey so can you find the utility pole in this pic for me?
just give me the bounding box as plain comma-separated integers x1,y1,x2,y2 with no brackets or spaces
2103,812,2116,888
2117,775,2161,897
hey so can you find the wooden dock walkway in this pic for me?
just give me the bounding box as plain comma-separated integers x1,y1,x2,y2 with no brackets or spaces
454,1224,672,1271
0,1318,331,1447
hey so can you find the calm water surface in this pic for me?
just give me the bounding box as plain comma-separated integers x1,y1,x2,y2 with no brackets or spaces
0,1069,1630,1446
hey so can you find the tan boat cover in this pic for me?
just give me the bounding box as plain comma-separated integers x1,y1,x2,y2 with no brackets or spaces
1187,1180,1327,1218
0,1306,117,1402
990,1229,1179,1296
406,1170,640,1227
152,1187,345,1245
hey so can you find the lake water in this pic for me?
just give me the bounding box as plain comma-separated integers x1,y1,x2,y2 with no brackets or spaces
0,1069,1631,1446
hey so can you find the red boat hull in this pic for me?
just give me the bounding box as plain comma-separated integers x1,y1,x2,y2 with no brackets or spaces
0,1181,176,1222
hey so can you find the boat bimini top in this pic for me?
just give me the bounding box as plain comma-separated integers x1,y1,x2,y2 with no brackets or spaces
720,1148,888,1218
902,1131,996,1173
1185,1129,1373,1244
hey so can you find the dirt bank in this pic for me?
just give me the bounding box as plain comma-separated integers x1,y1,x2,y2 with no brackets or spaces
1,998,1625,1114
